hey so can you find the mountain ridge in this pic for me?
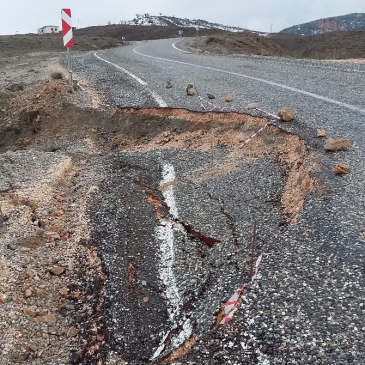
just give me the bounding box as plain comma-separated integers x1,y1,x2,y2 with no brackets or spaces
125,13,246,32
280,13,365,35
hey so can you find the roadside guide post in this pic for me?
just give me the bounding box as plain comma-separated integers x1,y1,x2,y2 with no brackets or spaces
195,26,199,37
61,8,74,84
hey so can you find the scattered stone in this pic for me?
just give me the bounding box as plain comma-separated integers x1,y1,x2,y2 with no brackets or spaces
247,103,258,109
143,296,149,303
166,80,173,88
278,108,295,122
22,352,31,361
68,326,79,337
59,287,68,296
23,307,37,317
27,270,36,279
38,313,57,323
75,313,85,323
69,350,82,364
7,83,25,92
7,243,17,250
333,163,350,175
225,93,234,102
28,344,38,352
324,138,350,151
186,83,195,96
50,266,65,276
0,293,8,304
141,280,147,286
45,231,61,240
207,93,215,99
317,129,326,137
25,289,33,298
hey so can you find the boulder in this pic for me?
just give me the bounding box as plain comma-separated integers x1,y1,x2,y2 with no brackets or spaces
324,138,350,151
50,266,65,276
278,108,294,122
186,84,195,96
317,129,326,137
225,93,234,102
333,163,350,175
207,93,215,99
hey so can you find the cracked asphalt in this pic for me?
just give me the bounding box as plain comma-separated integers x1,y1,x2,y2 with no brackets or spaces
74,38,365,364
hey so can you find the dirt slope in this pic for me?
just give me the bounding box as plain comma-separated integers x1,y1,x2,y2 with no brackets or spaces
189,31,291,57
2,26,365,60
0,33,121,58
271,30,365,59
74,24,225,41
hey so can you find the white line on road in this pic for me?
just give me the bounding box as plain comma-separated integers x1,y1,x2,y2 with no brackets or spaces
152,163,192,360
133,45,365,115
93,52,168,107
172,39,191,53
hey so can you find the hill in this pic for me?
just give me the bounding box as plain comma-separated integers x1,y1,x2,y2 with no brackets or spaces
271,30,365,59
189,31,291,57
125,13,245,32
1,16,365,61
280,13,365,35
74,24,227,42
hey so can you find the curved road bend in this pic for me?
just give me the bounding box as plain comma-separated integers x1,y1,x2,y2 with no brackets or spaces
73,38,365,364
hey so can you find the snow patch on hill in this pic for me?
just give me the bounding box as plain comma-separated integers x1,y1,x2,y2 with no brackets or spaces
126,13,246,32
280,13,365,35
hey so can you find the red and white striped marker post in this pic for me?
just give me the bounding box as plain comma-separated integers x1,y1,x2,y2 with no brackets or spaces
220,254,265,325
61,8,74,83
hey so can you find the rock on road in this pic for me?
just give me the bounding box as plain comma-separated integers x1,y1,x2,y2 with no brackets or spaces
73,38,365,364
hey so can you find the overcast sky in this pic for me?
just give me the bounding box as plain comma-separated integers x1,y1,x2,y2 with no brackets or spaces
2,0,365,35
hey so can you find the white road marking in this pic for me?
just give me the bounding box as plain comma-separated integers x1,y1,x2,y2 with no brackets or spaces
160,164,179,219
93,52,168,107
155,222,181,321
151,163,192,360
133,45,365,115
172,39,191,53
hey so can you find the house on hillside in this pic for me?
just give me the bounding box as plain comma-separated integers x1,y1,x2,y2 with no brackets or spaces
38,25,59,34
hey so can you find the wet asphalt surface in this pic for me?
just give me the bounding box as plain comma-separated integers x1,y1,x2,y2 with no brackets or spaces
74,38,365,364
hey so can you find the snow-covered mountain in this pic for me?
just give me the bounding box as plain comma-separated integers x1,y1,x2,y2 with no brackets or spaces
280,13,365,36
126,13,245,32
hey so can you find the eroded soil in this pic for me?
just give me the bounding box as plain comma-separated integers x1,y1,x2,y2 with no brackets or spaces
0,49,324,364
9,81,322,365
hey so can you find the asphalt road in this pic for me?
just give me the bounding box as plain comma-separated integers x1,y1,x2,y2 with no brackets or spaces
74,39,365,364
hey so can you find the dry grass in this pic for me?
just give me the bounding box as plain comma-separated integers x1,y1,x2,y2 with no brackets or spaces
50,71,63,80
190,31,291,57
49,64,67,80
